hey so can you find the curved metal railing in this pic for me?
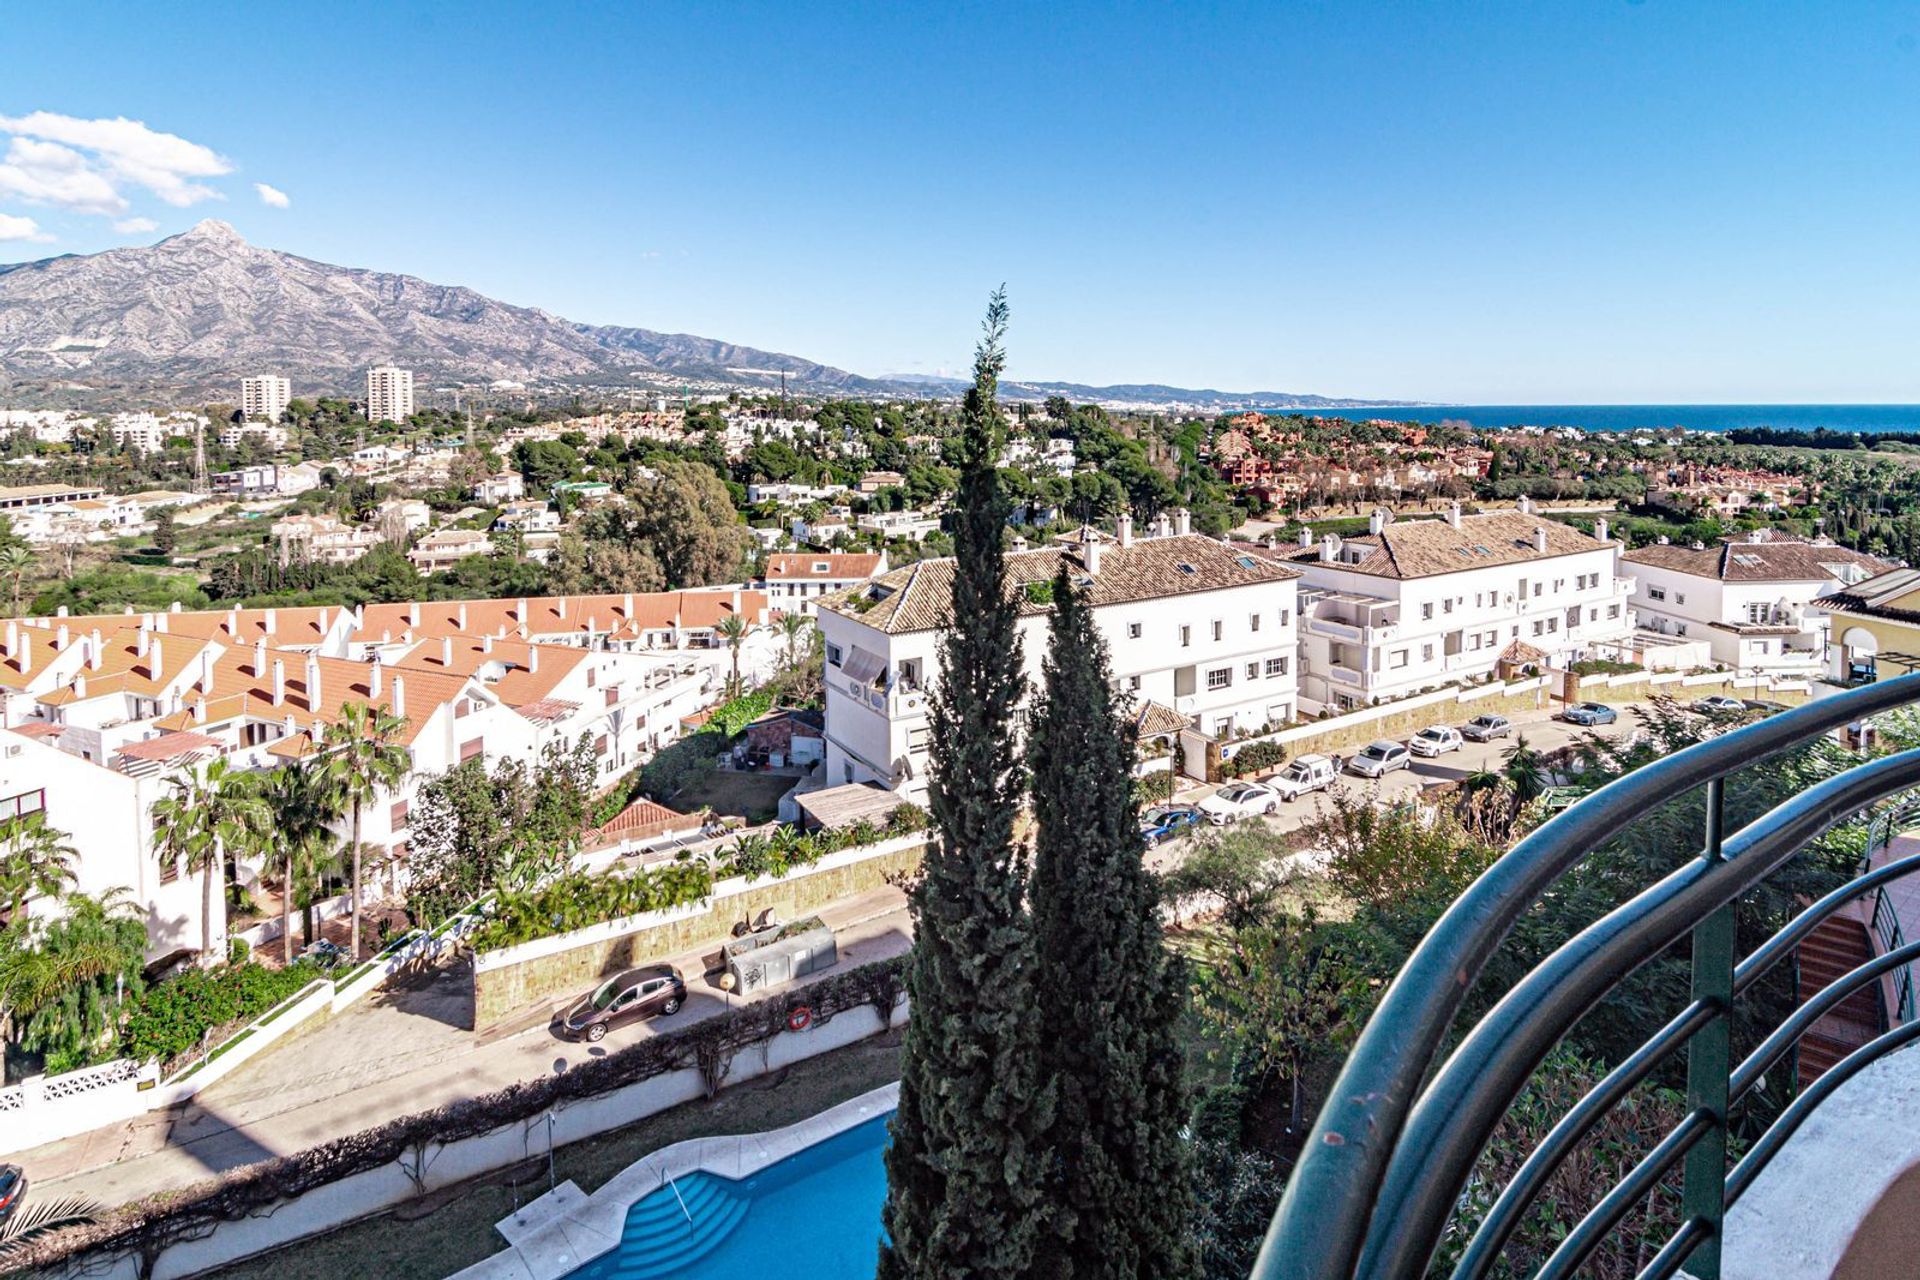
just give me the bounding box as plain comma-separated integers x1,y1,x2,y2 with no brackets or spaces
1254,673,1920,1280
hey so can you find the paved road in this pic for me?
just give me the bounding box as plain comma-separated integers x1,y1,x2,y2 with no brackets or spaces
17,887,911,1210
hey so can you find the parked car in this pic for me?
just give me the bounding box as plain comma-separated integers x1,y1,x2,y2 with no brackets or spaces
1409,725,1464,757
1199,781,1282,824
560,965,687,1042
0,1163,24,1227
1742,699,1792,717
1693,695,1747,715
1562,702,1619,726
1461,714,1512,742
1348,739,1412,778
1139,804,1206,847
1269,755,1340,802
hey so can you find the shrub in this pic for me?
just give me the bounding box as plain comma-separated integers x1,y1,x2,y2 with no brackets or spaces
124,961,321,1067
1224,740,1288,778
1568,658,1643,677
226,937,251,967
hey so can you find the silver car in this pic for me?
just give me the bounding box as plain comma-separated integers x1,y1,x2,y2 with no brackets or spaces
1347,740,1411,778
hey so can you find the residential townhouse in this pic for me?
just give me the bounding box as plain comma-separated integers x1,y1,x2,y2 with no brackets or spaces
817,516,1301,803
408,528,493,572
756,552,887,616
475,472,526,504
1807,567,1920,684
1626,532,1890,678
1286,503,1635,713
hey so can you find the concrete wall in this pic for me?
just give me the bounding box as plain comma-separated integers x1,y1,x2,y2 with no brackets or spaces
470,837,925,1032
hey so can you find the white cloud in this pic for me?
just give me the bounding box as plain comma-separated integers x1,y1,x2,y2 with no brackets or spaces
0,213,52,242
0,138,126,214
0,112,231,208
253,182,290,208
113,216,159,234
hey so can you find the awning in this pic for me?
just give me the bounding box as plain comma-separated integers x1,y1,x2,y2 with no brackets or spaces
841,646,888,686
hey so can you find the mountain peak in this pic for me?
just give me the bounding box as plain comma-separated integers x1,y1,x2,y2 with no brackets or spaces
169,219,246,246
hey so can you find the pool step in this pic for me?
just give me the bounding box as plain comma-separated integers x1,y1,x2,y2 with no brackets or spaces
605,1172,751,1278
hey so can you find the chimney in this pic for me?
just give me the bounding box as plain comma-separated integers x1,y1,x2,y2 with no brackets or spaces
1152,512,1171,539
56,606,68,618
149,637,162,677
1297,527,1313,548
731,588,743,614
193,698,207,725
4,620,16,659
441,636,454,666
1657,534,1671,545
1174,508,1191,536
391,675,405,719
1748,528,1765,544
306,655,322,709
1447,502,1462,529
517,598,529,626
19,638,29,674
272,659,286,705
254,638,267,676
1116,512,1134,548
73,674,86,699
409,601,421,626
157,613,170,634
1368,508,1387,536
90,630,103,669
1533,527,1549,553
170,600,182,614
1518,494,1534,515
624,592,635,619
528,646,539,673
456,602,468,631
1320,534,1340,563
481,634,493,654
1011,534,1028,553
558,597,569,619
264,608,277,635
137,631,150,659
1083,528,1103,576
199,649,212,690
369,662,382,698
317,607,330,632
55,624,68,649
1594,517,1610,544
284,713,296,737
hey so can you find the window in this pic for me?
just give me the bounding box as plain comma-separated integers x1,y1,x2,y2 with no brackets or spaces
1206,667,1233,690
1389,650,1408,669
1442,598,1453,614
1127,621,1142,640
1475,592,1484,608
1648,586,1667,602
1532,583,1543,597
1608,604,1621,619
1249,613,1261,632
1547,617,1558,633
460,738,484,762
1211,620,1223,642
586,668,596,688
1754,641,1770,654
1279,609,1290,627
1265,656,1288,677
1469,633,1483,651
1554,578,1565,592
1421,643,1434,661
606,687,619,707
1246,662,1260,681
390,799,409,827
1676,623,1689,636
827,643,844,666
1127,675,1142,691
454,698,469,719
595,735,609,756
1675,592,1687,606
1421,602,1434,621
1532,620,1545,637
0,789,45,821
1180,625,1192,648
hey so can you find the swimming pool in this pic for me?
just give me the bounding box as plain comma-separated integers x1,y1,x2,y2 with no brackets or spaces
564,1112,892,1280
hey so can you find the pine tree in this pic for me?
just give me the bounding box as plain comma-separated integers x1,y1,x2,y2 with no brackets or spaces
879,290,1051,1280
1027,566,1198,1280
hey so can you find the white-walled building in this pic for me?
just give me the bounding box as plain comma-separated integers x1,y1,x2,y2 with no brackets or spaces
366,365,415,424
756,551,887,615
1286,504,1635,713
240,375,291,422
817,518,1301,803
1623,531,1888,677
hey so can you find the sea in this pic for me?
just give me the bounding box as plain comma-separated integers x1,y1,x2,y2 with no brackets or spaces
1263,404,1920,435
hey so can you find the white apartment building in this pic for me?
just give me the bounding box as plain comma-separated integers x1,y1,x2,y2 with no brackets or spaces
1623,531,1889,678
109,412,204,454
366,365,415,424
817,516,1301,804
219,422,290,450
1287,504,1635,714
755,551,887,615
240,375,292,422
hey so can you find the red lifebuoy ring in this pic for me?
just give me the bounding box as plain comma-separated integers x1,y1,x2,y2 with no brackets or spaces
788,1005,813,1032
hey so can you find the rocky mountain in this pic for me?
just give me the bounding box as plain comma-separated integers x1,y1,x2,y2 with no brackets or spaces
0,220,885,402
0,221,1410,411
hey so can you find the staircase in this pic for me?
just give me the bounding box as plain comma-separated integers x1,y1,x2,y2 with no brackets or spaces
603,1171,749,1279
1795,913,1884,1083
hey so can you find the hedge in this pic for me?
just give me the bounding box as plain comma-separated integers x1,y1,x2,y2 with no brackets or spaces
10,955,911,1277
123,961,322,1069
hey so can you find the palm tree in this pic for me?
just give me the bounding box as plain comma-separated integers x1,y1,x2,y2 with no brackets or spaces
149,760,267,965
262,764,344,963
0,812,78,920
0,1194,103,1269
5,890,145,1071
777,611,811,672
0,543,33,616
1502,734,1549,806
321,704,411,960
715,612,750,697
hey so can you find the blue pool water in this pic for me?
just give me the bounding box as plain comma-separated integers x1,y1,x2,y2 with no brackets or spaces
565,1113,892,1280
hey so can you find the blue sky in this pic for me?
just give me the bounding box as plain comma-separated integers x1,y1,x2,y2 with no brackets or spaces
5,1,1920,403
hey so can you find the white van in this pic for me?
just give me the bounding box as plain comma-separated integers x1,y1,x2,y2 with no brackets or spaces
1270,754,1339,802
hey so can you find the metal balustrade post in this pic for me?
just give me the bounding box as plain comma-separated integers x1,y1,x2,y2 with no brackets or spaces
1682,778,1732,1278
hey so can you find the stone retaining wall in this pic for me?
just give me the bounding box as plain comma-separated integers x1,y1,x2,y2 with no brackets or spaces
469,839,925,1032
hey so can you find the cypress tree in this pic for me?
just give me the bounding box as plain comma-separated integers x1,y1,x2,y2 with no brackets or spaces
879,290,1051,1280
1026,565,1198,1280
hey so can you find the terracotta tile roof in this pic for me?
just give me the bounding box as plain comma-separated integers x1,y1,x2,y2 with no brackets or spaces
349,590,769,646
1134,700,1190,738
762,553,883,581
585,798,699,846
388,635,584,708
34,626,218,704
267,732,318,760
1281,512,1610,579
24,606,345,649
1501,638,1550,665
9,721,60,739
0,627,70,691
517,697,582,724
117,730,220,762
1815,568,1920,623
172,649,479,746
820,533,1299,635
1623,537,1889,583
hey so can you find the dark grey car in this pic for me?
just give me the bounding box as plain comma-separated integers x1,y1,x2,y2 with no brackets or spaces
560,965,687,1042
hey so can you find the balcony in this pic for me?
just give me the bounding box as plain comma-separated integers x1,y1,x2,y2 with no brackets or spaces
1256,674,1920,1280
1328,665,1364,687
1306,616,1364,642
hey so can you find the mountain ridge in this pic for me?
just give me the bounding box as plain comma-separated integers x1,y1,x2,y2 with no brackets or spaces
0,221,1413,411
